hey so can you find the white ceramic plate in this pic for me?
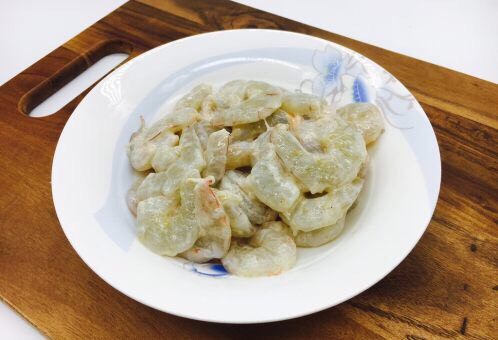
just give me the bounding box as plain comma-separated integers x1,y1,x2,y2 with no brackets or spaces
52,29,441,323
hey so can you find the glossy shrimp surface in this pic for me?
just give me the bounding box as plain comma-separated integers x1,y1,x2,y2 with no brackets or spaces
136,170,200,256
282,178,364,233
247,142,301,212
211,81,283,126
281,92,326,119
214,189,256,238
181,177,231,263
220,170,277,225
294,217,346,247
226,141,253,170
127,117,157,171
203,129,230,182
337,103,384,144
126,81,384,276
222,221,296,277
271,117,367,194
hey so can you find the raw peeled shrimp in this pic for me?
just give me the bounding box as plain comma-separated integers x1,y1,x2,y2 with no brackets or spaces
161,126,206,198
203,129,230,182
291,117,323,153
127,102,198,172
226,131,271,170
226,141,253,170
230,120,266,142
220,170,277,225
271,117,367,194
214,189,256,238
267,109,292,126
146,107,200,140
135,126,205,203
181,177,231,263
281,92,326,119
148,83,211,138
175,84,213,112
247,142,301,212
229,109,291,142
211,81,283,126
127,80,384,276
126,117,157,171
200,94,217,120
136,84,210,159
227,113,292,169
337,103,384,144
135,171,170,203
294,217,346,247
126,175,146,216
193,120,219,150
222,221,296,277
152,145,180,172
251,130,271,164
136,170,200,256
281,178,364,233
215,80,247,109
127,118,152,171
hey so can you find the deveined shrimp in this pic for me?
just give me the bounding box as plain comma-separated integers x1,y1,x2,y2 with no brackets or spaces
200,94,218,120
271,117,367,194
211,81,283,126
127,81,384,275
127,107,197,172
136,170,201,256
281,92,326,119
127,117,157,171
230,120,267,142
193,120,218,150
226,114,290,169
135,126,205,203
291,117,323,153
222,221,296,277
176,84,213,112
247,142,301,212
181,177,231,263
230,109,291,143
129,86,211,189
214,189,256,238
161,126,206,198
337,103,384,144
281,178,364,233
203,129,230,182
135,171,171,203
250,130,271,164
152,145,180,173
220,170,277,225
294,217,346,247
126,174,146,216
215,80,248,109
226,141,253,170
144,84,210,140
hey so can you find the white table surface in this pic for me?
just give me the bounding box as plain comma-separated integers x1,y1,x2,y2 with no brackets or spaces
1,0,496,336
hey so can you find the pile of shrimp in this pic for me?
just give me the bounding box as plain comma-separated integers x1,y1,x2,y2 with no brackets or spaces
126,80,384,277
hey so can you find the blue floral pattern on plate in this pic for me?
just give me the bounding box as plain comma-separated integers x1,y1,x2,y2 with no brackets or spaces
183,262,229,277
352,76,370,103
303,45,415,129
311,45,344,97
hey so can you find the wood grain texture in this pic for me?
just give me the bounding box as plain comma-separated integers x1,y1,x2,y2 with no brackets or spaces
0,0,496,338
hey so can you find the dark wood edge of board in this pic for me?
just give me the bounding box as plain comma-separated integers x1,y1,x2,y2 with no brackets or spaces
17,40,134,115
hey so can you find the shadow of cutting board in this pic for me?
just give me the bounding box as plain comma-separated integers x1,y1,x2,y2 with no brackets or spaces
0,0,496,338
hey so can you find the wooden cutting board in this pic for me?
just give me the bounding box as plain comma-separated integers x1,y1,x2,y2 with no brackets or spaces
0,0,496,338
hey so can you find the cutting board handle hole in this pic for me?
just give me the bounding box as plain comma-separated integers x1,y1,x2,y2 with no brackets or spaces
19,40,133,117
